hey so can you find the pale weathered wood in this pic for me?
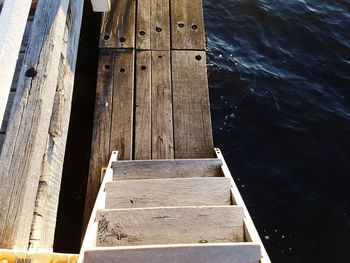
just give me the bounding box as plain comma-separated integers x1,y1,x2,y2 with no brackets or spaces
172,51,214,158
171,0,206,50
83,52,115,233
91,0,110,12
78,152,118,263
134,51,152,159
215,148,271,263
0,0,71,249
0,249,78,263
113,159,223,180
99,0,136,48
110,50,134,160
0,0,32,127
84,243,262,263
10,52,25,91
29,0,85,248
20,19,33,53
96,206,245,246
105,177,231,209
151,51,174,159
136,0,151,49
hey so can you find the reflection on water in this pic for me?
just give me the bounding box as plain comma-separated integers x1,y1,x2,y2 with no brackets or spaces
205,0,350,262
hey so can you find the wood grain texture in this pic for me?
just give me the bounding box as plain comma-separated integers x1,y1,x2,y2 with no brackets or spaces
105,177,231,209
172,51,214,159
113,159,223,180
96,206,245,246
134,51,152,160
29,0,84,248
83,52,115,233
150,0,170,50
110,50,134,160
151,51,174,159
136,0,170,50
171,0,206,50
0,0,71,249
99,0,136,48
0,91,15,133
84,243,262,263
136,0,150,49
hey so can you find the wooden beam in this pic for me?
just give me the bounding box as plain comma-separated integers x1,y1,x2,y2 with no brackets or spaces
90,0,110,12
29,0,85,249
84,243,262,263
0,0,71,249
0,0,32,127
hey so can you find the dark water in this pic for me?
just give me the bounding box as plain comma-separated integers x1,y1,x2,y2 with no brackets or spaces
55,1,350,262
205,0,350,262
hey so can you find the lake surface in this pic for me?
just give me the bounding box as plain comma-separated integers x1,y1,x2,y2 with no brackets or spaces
205,1,350,262
55,1,350,262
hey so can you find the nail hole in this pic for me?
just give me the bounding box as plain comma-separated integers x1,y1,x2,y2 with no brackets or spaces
156,27,162,32
141,65,147,70
192,24,198,30
26,67,37,78
158,55,162,59
195,55,202,61
120,68,126,73
120,37,126,42
139,31,146,36
104,64,110,70
178,23,185,28
104,34,110,40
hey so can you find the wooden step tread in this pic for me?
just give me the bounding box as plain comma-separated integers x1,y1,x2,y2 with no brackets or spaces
112,158,223,180
96,206,245,247
84,243,261,263
105,177,232,209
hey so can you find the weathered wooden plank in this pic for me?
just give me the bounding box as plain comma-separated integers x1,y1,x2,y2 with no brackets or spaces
0,91,15,133
110,50,134,160
134,51,152,160
151,51,174,159
29,0,85,248
0,0,71,249
150,0,170,50
0,249,78,263
113,159,223,180
96,206,245,246
84,243,262,263
90,0,110,12
99,0,136,48
0,0,32,127
136,0,151,49
136,0,170,50
172,51,214,158
83,52,115,233
171,0,206,50
105,177,231,209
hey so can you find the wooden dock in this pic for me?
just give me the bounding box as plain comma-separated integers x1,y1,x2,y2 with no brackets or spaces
83,0,215,229
0,0,271,262
81,1,271,263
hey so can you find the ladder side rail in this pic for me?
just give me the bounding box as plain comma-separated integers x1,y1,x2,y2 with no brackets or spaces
78,151,118,263
215,148,271,263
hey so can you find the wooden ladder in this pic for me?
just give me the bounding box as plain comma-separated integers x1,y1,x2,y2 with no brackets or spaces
78,150,270,263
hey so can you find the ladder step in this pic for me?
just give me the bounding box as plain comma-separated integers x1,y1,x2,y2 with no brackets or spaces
105,177,232,209
96,206,245,247
84,243,262,263
112,159,223,180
